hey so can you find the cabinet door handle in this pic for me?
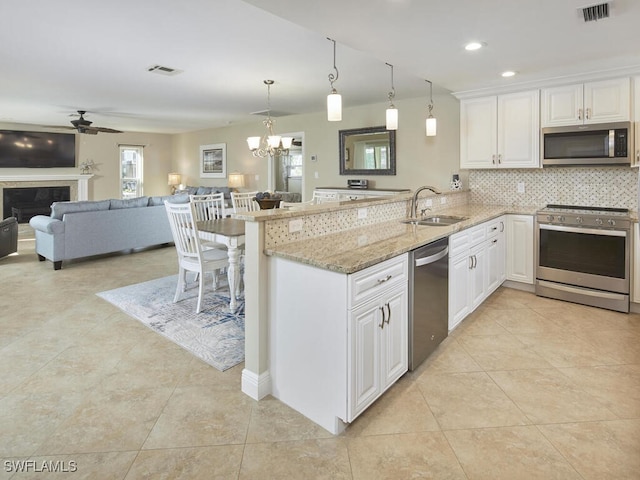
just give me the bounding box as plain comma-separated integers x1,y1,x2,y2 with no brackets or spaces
492,239,498,244
578,108,583,120
497,154,502,164
586,108,591,120
469,256,474,269
377,274,392,284
500,221,504,232
379,305,386,329
491,154,496,164
491,226,498,231
473,255,477,269
385,303,392,325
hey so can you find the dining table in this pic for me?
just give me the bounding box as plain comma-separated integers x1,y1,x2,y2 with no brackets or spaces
197,217,245,312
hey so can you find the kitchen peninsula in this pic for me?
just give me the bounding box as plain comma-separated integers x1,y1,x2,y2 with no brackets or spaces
235,191,538,433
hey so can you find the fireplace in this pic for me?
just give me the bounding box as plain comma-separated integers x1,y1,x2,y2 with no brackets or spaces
0,174,91,224
4,186,70,223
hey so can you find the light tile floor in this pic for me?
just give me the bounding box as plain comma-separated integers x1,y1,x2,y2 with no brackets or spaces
1,235,639,479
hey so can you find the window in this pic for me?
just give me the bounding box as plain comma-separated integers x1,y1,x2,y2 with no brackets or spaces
120,145,144,199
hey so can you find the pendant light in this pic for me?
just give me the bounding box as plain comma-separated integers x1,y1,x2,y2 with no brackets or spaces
425,79,437,137
385,63,398,130
326,37,342,121
246,80,292,158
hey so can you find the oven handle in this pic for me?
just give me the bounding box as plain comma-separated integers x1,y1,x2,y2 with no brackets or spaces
539,223,627,237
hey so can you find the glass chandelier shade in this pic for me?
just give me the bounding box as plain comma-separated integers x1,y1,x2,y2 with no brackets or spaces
246,80,292,157
326,38,342,122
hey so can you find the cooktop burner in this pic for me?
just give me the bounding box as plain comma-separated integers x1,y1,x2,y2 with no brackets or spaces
537,204,631,228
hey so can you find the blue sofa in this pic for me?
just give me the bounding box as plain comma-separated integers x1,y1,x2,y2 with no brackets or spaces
29,195,188,270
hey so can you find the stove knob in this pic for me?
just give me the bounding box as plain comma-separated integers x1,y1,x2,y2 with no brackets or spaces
608,219,616,227
595,218,603,226
546,215,555,222
558,215,565,223
576,216,583,224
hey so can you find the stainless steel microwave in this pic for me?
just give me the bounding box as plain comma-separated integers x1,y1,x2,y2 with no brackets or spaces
541,121,633,166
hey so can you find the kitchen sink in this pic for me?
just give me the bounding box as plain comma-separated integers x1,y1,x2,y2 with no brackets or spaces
400,215,467,227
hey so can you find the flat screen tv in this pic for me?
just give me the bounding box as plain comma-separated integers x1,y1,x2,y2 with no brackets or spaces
0,130,76,168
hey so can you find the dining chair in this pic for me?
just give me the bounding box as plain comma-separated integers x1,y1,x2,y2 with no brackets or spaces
312,190,339,204
190,193,228,250
231,191,260,213
190,192,226,221
164,201,229,313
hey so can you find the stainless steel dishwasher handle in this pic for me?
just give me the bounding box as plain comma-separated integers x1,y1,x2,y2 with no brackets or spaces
414,247,449,267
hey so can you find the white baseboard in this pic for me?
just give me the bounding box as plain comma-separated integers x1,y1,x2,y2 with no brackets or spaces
502,280,535,293
241,369,272,400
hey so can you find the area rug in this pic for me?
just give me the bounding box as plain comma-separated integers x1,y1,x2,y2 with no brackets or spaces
97,275,244,371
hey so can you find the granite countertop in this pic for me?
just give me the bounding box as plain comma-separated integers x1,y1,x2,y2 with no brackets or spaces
264,204,538,274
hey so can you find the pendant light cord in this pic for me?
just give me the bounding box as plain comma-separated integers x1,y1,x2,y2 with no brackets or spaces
386,62,395,105
327,37,339,91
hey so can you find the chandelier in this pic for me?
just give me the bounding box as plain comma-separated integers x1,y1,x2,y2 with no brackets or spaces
247,80,292,158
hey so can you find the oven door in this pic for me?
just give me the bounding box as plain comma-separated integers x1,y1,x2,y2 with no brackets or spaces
536,223,629,294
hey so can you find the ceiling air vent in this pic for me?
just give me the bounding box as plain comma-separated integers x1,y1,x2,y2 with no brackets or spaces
147,65,183,76
250,109,289,118
580,2,611,22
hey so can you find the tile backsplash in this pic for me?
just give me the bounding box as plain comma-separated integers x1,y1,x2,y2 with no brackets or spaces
469,167,639,211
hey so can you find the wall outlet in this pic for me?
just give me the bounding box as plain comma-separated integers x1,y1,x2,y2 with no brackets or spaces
358,234,368,247
254,174,259,182
288,218,303,233
357,207,368,219
314,171,319,179
517,182,525,193
440,196,447,205
426,198,433,207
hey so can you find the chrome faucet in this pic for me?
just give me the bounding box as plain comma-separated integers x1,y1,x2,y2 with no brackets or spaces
410,185,442,219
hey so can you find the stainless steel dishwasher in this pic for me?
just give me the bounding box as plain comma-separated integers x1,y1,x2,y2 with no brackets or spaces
408,237,449,371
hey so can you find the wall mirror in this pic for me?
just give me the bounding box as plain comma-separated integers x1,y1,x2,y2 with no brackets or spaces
339,126,396,175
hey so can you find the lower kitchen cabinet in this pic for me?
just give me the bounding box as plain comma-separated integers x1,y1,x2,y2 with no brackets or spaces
633,222,640,303
506,214,534,284
349,284,407,420
268,253,408,434
449,216,505,331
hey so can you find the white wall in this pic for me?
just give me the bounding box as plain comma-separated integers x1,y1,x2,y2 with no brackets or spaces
171,92,461,200
0,91,460,202
0,122,174,200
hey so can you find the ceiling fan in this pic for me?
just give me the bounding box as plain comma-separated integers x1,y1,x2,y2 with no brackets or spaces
68,110,122,135
42,110,123,135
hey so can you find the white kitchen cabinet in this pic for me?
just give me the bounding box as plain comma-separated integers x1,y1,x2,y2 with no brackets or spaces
487,218,506,292
349,284,407,419
634,76,640,167
268,253,408,434
506,215,534,284
633,223,640,304
460,90,539,169
448,216,505,330
541,77,630,127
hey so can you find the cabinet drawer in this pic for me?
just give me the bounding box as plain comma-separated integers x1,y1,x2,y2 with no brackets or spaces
485,217,504,239
350,254,408,306
450,230,471,257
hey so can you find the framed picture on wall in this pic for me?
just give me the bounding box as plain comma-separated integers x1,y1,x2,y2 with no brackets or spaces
199,143,226,178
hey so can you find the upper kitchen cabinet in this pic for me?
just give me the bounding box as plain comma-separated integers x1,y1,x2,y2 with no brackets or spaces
634,76,640,167
541,77,631,127
460,90,540,169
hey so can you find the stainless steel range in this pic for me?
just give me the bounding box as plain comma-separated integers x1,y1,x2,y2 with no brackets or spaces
535,204,631,313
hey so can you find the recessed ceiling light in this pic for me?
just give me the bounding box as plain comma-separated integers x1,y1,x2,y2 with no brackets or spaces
464,42,484,51
501,71,517,78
